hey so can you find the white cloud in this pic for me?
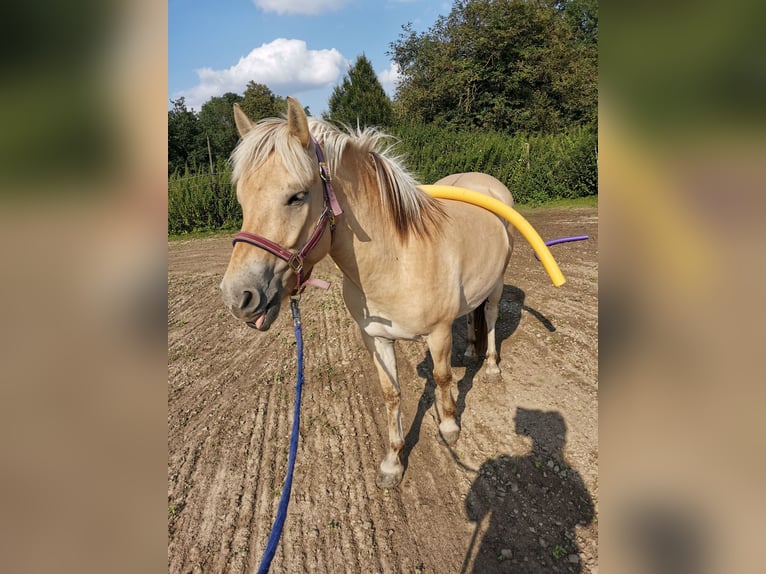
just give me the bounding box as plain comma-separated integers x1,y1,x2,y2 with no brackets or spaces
377,62,402,97
176,39,348,110
252,0,348,16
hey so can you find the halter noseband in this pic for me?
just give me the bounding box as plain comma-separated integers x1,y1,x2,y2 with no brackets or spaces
231,136,343,294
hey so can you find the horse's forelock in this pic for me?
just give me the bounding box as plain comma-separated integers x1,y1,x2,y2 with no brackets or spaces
230,118,315,188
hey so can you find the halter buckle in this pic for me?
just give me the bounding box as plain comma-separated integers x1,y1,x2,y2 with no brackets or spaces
287,254,303,276
319,162,331,183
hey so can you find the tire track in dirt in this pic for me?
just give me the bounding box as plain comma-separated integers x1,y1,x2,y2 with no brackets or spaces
169,267,303,573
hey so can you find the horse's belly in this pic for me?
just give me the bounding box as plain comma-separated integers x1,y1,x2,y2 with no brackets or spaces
341,278,422,340
359,315,424,341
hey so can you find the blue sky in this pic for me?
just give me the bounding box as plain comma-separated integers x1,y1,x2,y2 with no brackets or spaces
169,0,453,116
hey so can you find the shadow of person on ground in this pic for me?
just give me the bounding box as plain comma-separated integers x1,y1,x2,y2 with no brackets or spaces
464,408,594,573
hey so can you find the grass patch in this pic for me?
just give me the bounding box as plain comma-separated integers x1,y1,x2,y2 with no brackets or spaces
168,227,237,242
517,195,598,211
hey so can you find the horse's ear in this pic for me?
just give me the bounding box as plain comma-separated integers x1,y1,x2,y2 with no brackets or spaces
286,97,310,148
233,103,253,137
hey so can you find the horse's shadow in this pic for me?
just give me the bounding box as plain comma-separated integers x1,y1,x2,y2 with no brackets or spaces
401,285,555,471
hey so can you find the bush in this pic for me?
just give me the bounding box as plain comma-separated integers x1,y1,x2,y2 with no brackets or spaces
391,124,597,205
168,162,241,234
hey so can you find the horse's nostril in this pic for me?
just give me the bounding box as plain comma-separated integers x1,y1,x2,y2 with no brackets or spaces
240,290,254,310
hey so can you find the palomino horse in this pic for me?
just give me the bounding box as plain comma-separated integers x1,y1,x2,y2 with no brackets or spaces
221,98,514,488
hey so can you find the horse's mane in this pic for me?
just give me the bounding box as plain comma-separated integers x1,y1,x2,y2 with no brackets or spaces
231,117,444,241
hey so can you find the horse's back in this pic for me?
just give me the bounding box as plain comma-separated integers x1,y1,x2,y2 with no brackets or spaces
434,172,515,242
434,172,514,208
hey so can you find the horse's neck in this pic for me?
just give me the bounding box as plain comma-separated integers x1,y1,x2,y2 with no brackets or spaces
328,166,405,288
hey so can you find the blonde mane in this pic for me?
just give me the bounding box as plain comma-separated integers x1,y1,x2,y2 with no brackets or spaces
230,116,444,241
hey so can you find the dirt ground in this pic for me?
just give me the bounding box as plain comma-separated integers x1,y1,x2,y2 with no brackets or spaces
168,206,598,574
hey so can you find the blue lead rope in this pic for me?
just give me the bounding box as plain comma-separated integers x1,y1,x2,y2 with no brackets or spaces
256,297,305,574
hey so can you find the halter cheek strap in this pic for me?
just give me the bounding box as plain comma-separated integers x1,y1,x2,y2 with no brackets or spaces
313,136,343,218
231,136,343,295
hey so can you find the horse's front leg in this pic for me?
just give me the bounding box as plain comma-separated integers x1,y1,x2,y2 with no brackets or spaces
426,324,460,445
362,333,404,489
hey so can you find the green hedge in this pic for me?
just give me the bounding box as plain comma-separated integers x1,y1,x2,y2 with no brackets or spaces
392,124,597,205
168,125,597,233
168,163,240,234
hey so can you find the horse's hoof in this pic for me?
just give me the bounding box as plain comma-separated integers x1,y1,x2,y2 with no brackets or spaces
438,427,461,446
482,365,502,383
376,469,403,489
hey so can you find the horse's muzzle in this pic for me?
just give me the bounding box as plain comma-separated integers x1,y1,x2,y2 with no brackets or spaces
245,295,282,331
221,280,283,331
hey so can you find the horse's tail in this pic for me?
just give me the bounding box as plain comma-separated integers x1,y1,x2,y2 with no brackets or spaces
472,301,488,357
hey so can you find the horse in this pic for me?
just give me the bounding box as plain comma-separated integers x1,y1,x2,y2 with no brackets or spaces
220,97,514,489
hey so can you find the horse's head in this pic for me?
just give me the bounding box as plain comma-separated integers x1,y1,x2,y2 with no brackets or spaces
221,98,332,331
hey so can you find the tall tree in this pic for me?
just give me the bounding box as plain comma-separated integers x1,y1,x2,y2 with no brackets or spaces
325,55,394,128
561,0,598,46
198,92,243,164
168,97,204,174
240,82,289,122
389,0,597,132
168,85,294,174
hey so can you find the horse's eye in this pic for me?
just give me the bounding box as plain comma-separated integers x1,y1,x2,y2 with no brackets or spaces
287,191,308,206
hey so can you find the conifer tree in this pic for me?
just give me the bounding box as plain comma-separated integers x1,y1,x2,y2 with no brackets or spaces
326,55,394,128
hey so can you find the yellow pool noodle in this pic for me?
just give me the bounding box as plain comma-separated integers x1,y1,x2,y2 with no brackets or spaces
420,185,566,287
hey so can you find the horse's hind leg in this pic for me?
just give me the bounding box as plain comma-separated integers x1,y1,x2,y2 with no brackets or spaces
362,333,405,489
465,311,477,359
426,324,460,445
483,279,504,382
